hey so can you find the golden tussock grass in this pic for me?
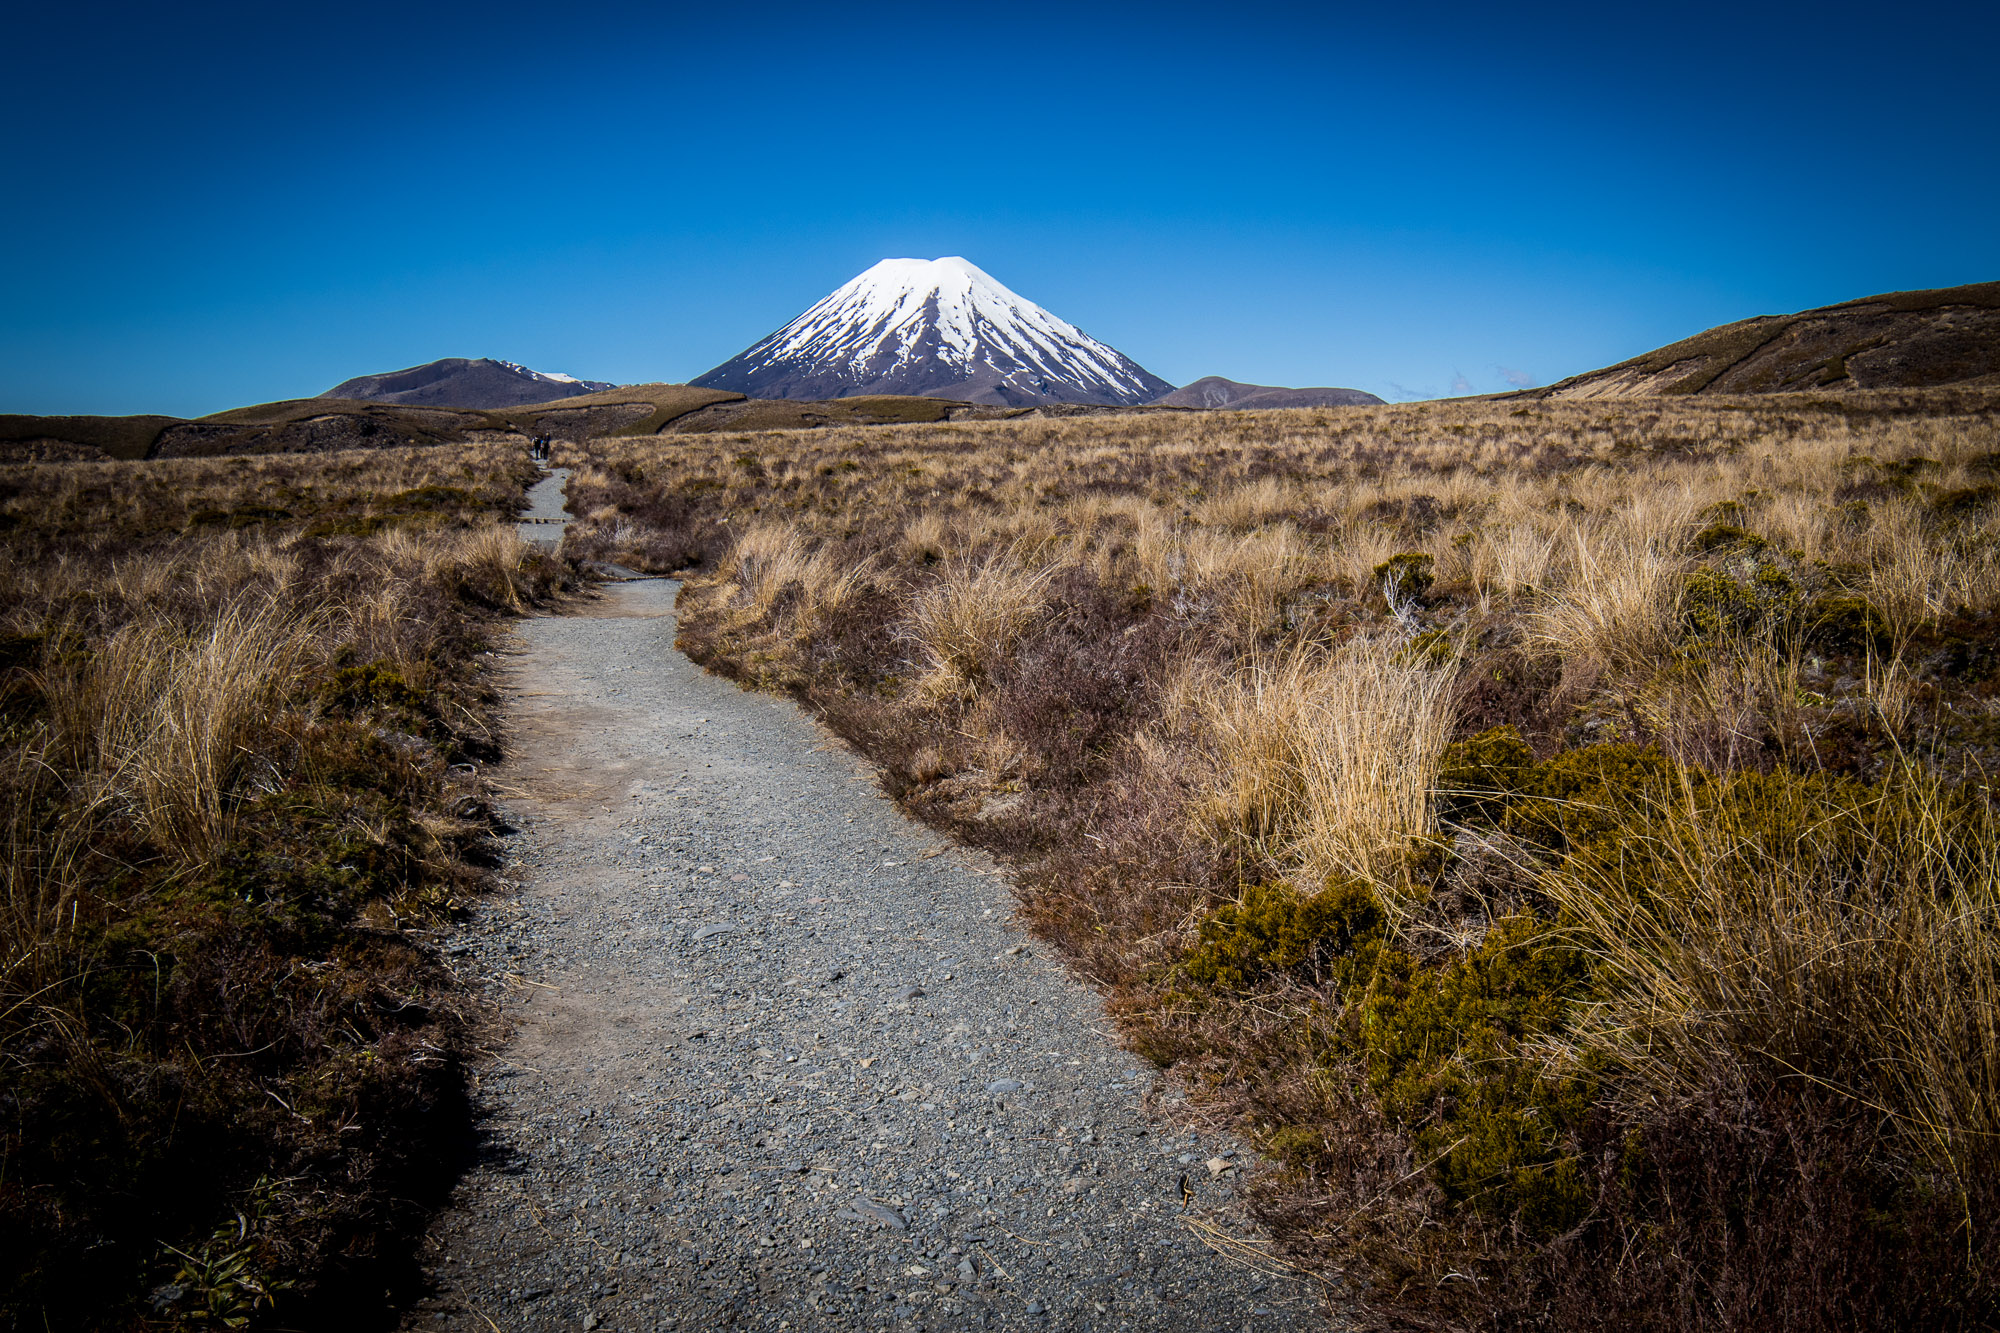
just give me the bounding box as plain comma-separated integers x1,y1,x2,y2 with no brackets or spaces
82,597,320,862
564,388,2000,1329
903,554,1062,696
1176,638,1457,908
1542,770,2000,1187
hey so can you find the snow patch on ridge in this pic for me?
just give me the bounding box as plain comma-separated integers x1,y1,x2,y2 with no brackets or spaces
493,359,585,386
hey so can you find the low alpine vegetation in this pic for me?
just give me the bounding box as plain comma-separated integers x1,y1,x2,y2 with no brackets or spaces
0,444,569,1328
562,390,2000,1330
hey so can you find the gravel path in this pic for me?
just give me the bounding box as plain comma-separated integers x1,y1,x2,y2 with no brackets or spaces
516,467,572,546
401,576,1329,1331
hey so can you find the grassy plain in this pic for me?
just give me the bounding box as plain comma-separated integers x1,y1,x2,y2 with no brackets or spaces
561,391,2000,1330
0,385,1020,464
0,445,564,1327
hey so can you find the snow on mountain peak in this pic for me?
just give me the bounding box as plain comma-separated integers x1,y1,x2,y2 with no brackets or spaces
492,358,583,386
692,257,1173,407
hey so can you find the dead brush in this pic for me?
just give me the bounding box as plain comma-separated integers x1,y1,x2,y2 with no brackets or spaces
442,524,543,612
719,523,816,617
578,390,2000,1327
1634,630,1813,772
0,441,569,1327
0,753,99,1016
714,523,877,645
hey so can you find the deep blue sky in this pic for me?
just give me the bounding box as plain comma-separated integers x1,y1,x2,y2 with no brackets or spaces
5,0,1996,416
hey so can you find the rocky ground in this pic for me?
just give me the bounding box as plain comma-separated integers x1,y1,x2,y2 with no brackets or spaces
402,473,1331,1330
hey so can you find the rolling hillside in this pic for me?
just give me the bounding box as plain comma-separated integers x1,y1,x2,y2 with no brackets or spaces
1538,280,2000,398
322,357,617,408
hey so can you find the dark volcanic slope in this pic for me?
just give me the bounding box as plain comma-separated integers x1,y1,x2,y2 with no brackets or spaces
1539,281,2000,399
323,358,616,409
694,257,1173,407
1151,376,1384,409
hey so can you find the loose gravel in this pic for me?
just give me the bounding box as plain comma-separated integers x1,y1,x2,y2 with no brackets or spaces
401,573,1330,1331
516,467,572,546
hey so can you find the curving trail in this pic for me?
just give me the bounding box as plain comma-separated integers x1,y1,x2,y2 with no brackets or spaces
403,498,1328,1329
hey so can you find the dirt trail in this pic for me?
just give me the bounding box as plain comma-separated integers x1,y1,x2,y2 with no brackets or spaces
402,545,1328,1330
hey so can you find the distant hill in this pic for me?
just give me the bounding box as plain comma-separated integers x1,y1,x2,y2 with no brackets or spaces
495,384,744,438
1537,281,2000,399
322,358,617,409
694,257,1173,407
1150,376,1383,409
0,414,184,462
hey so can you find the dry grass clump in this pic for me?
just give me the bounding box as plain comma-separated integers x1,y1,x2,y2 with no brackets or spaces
82,597,319,862
1179,639,1457,906
723,523,819,614
566,388,2000,1330
1526,525,1687,676
903,555,1061,696
0,444,567,1328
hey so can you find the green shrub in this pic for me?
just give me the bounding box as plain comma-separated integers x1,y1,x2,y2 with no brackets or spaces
1931,482,1999,524
1182,878,1385,992
187,505,294,530
1690,521,1768,553
1506,741,1683,860
1401,627,1457,667
1372,552,1435,603
1806,591,1893,650
1362,915,1596,1233
1878,457,1938,487
387,485,478,511
1440,726,1682,857
1682,557,1803,639
319,661,425,716
1436,725,1536,822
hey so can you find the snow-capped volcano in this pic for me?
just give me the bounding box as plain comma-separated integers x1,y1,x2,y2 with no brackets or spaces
692,257,1173,407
